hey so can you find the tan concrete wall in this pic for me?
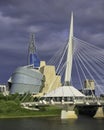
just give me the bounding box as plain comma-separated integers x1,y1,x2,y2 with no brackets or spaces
93,106,104,118
39,61,61,94
84,79,95,90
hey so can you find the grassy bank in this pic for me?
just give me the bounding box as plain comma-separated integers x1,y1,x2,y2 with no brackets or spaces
0,98,61,119
0,103,61,118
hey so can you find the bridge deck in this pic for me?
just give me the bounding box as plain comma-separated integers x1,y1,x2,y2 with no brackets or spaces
21,97,104,107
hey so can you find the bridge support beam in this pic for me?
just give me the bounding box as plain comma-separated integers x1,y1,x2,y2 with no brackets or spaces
93,106,104,118
61,104,78,119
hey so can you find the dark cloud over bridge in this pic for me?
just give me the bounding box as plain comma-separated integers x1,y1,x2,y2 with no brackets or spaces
0,0,104,83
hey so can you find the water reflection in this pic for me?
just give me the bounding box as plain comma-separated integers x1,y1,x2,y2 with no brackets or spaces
0,116,104,130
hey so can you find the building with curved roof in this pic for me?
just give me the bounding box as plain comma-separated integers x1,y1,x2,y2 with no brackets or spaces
8,33,61,95
44,86,85,98
10,65,43,94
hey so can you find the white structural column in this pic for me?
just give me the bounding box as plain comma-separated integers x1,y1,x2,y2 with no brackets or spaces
64,12,73,85
61,12,78,119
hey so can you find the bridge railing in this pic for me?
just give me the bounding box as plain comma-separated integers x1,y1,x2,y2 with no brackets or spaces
21,96,104,107
40,96,104,105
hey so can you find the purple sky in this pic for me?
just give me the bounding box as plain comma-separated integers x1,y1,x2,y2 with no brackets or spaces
0,0,104,84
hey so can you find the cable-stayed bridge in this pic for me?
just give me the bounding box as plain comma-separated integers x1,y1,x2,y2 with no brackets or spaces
47,36,104,96
22,13,104,119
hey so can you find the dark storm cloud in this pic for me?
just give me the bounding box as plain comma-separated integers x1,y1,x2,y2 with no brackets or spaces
0,0,104,83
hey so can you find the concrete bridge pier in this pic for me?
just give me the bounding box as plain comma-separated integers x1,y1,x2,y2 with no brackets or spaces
93,106,104,118
61,104,78,119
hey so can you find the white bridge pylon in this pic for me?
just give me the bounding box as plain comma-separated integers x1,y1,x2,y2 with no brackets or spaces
64,11,73,85
43,12,85,102
42,12,86,119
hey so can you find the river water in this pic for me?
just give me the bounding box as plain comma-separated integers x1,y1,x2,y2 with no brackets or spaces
0,116,104,130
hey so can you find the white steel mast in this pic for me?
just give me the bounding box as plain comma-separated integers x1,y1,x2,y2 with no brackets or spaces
64,12,73,86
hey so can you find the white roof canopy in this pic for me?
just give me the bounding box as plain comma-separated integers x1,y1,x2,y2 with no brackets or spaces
44,86,85,97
